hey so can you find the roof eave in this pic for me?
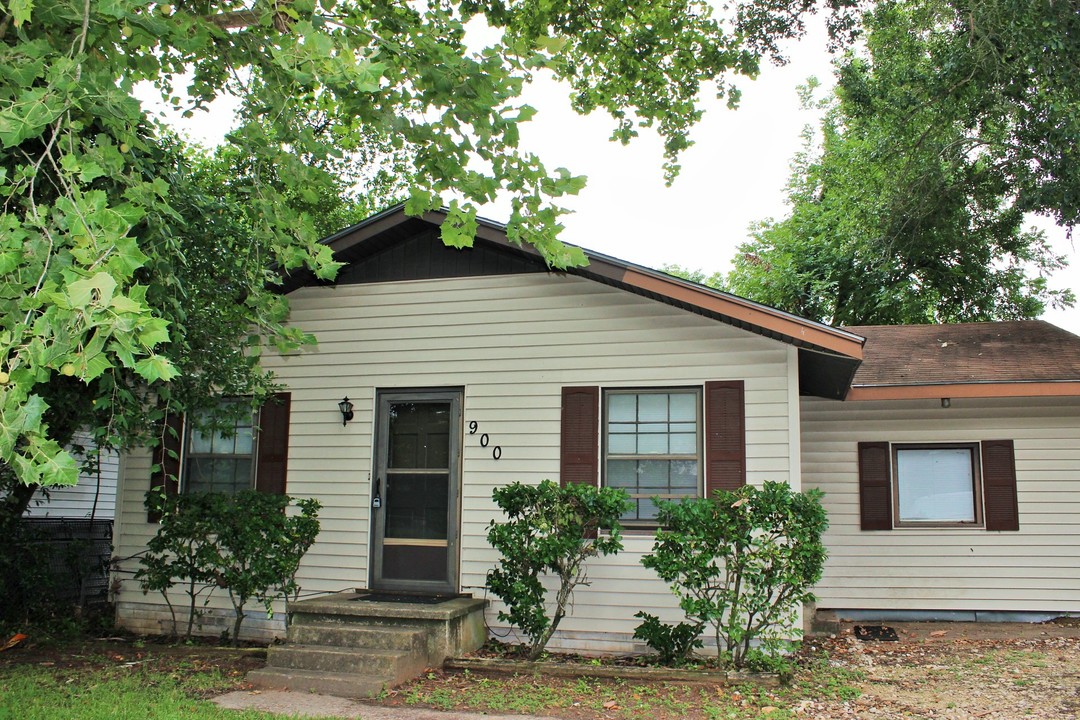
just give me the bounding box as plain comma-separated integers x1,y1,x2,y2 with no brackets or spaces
284,205,866,399
847,381,1080,401
462,210,864,360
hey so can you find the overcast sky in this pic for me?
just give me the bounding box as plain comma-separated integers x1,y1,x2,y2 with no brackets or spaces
147,23,1079,334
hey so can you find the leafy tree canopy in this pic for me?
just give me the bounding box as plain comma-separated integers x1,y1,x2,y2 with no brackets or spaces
1,0,857,488
728,0,1078,325
7,0,1078,490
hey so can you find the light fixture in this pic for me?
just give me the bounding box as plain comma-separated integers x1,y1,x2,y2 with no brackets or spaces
338,396,354,426
941,398,951,408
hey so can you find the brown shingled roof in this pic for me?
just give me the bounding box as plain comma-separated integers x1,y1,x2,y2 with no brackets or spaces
843,321,1080,396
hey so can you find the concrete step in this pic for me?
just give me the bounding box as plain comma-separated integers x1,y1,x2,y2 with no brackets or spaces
286,621,430,654
247,666,387,698
267,643,429,683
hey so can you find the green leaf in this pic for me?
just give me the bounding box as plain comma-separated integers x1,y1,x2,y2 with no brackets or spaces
136,317,171,348
36,444,79,487
0,87,64,148
134,354,179,383
9,0,33,27
79,350,113,380
66,271,118,308
79,161,106,184
109,294,143,314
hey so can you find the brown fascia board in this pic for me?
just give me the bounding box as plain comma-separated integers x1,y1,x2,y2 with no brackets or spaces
316,206,865,360
468,214,864,360
847,381,1080,401
619,269,864,358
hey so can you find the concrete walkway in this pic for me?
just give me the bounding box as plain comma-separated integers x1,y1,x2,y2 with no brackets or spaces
213,689,562,720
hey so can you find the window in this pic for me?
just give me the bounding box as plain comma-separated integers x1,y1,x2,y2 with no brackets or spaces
184,400,257,495
603,389,702,523
858,439,1018,532
149,393,291,522
892,444,982,526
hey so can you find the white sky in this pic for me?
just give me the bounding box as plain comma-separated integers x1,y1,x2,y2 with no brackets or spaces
146,22,1079,335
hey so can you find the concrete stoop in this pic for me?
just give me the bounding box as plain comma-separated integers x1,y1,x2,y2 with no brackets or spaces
247,591,488,698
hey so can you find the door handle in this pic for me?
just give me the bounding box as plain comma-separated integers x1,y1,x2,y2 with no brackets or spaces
372,477,382,509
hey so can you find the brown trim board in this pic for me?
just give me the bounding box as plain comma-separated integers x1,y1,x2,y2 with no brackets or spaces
457,211,863,359
848,382,1080,401
621,269,864,359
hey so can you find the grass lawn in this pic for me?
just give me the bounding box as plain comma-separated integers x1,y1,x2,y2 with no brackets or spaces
3,623,1079,719
0,636,861,720
0,641,284,720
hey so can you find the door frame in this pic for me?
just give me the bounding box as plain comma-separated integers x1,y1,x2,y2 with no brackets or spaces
369,387,463,595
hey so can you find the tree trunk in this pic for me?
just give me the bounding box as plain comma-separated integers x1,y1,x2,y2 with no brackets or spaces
0,482,38,523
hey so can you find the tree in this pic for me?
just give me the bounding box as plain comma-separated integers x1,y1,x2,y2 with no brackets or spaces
728,0,1077,325
661,265,727,291
2,0,858,489
0,136,396,533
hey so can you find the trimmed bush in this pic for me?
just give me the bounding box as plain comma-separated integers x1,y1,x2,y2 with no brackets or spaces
641,481,828,668
486,480,631,660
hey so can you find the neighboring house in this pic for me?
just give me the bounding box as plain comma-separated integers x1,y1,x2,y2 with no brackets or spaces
14,432,119,610
111,206,1080,647
24,431,120,519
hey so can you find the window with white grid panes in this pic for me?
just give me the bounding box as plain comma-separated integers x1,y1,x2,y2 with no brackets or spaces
603,389,702,523
184,400,256,495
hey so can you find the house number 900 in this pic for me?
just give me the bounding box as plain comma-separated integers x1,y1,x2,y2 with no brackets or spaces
468,420,501,460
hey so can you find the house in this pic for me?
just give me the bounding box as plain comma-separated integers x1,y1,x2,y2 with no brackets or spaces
111,206,1080,649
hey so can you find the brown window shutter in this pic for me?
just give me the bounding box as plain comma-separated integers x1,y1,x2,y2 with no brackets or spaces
857,441,892,530
148,412,184,523
982,439,1019,531
560,386,599,487
704,380,746,495
255,392,291,495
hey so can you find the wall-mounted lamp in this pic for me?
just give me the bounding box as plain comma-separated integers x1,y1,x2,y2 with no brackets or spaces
338,396,354,426
941,398,951,409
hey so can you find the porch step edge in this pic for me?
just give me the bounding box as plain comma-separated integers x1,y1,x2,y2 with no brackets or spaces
286,621,431,652
267,643,430,680
246,667,388,698
290,592,487,622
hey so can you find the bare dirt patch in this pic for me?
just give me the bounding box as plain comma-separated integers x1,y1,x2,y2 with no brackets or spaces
808,622,1080,719
386,622,1080,719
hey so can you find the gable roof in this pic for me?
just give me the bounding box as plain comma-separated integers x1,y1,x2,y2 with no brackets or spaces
844,321,1080,400
280,205,865,399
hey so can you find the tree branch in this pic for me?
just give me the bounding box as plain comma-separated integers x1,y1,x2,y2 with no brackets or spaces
208,10,259,30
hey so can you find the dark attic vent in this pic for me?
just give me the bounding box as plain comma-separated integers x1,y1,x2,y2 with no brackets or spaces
853,625,900,642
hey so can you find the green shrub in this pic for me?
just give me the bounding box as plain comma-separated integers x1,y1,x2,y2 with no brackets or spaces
641,481,828,668
741,646,795,681
138,490,321,643
486,480,631,660
136,493,222,639
632,611,703,665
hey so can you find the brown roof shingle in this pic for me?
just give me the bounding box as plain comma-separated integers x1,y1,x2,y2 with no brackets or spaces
844,320,1080,388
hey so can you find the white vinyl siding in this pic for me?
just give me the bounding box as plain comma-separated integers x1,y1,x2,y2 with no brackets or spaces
802,396,1080,614
24,432,119,519
113,273,798,646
